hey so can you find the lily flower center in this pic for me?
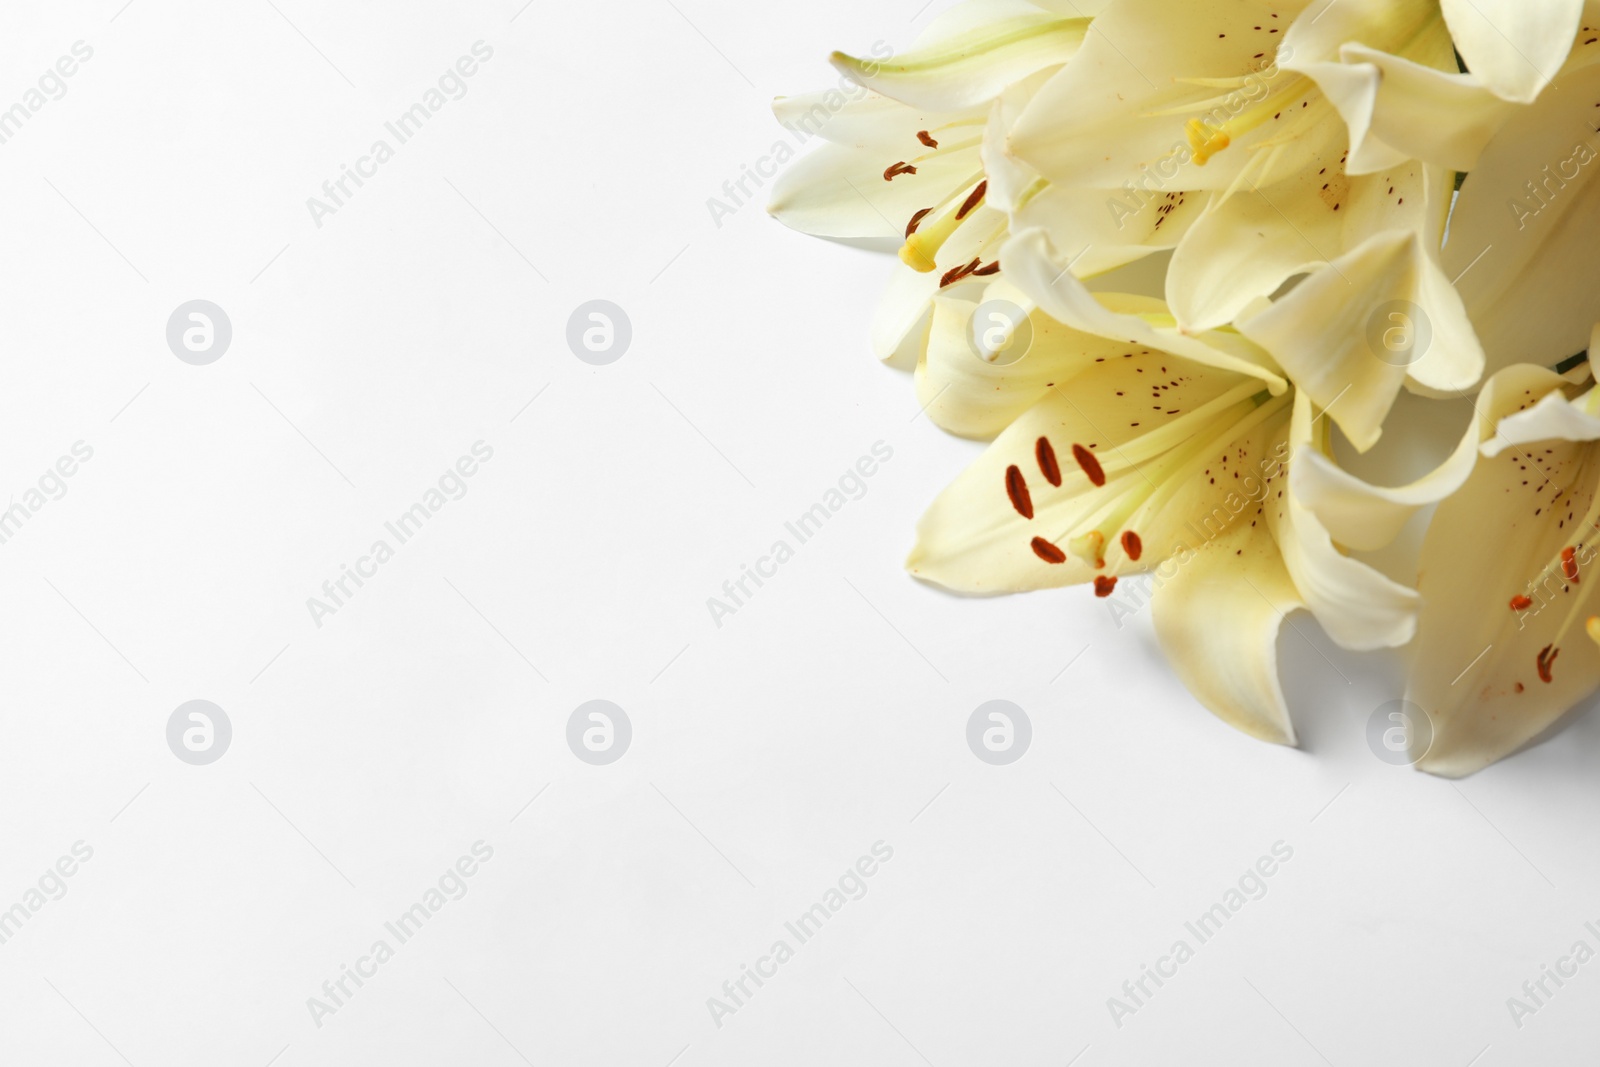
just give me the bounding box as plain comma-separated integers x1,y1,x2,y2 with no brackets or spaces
1034,378,1292,577
1179,72,1319,166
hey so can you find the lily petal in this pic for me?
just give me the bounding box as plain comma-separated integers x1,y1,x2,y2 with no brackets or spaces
1024,0,1116,15
768,137,981,240
833,6,1089,112
1440,0,1583,104
1487,386,1600,455
1167,145,1436,331
1237,228,1483,452
1269,393,1424,650
1280,0,1510,173
1445,59,1600,374
1407,364,1600,776
1008,0,1325,191
1308,44,1517,173
1004,228,1289,392
916,284,1166,438
1015,184,1208,282
771,88,958,147
1153,516,1306,745
1292,408,1480,551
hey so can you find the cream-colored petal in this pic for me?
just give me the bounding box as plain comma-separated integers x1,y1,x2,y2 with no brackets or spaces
1237,229,1483,452
1024,0,1116,15
1015,184,1207,282
1320,45,1518,174
1486,385,1600,456
1008,0,1319,191
980,66,1060,213
1292,406,1479,551
1167,145,1435,331
1440,0,1583,103
1407,365,1600,777
871,266,941,369
1280,0,1507,173
771,88,963,147
1269,393,1424,650
833,7,1088,112
1443,62,1600,374
768,139,981,241
1003,228,1288,391
1153,515,1305,745
916,285,1165,438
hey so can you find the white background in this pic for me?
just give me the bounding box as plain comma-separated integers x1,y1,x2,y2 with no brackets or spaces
0,1,1597,1064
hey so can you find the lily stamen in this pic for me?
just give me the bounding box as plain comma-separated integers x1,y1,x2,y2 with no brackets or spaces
1182,75,1317,166
900,175,988,272
1068,531,1105,568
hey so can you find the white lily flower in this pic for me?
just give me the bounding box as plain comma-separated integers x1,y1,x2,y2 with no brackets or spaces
1406,341,1600,776
769,0,1091,363
907,229,1477,744
1004,0,1468,332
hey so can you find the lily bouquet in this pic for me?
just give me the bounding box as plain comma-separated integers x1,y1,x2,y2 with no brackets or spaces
771,0,1600,776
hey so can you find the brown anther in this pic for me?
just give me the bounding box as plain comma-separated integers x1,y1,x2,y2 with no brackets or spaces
1036,437,1061,487
1072,444,1106,487
939,257,981,287
1562,546,1580,582
1094,575,1118,598
917,130,939,148
1510,595,1533,611
1032,537,1067,564
884,162,918,181
955,180,988,221
1537,644,1560,684
904,207,933,238
1121,531,1143,561
972,260,1001,276
1005,465,1034,520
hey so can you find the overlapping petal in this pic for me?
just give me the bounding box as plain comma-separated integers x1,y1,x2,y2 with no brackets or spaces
1444,59,1600,375
832,1,1089,112
1237,229,1484,451
1407,362,1600,776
